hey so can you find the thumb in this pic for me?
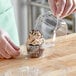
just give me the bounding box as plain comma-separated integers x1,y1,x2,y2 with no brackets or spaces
48,0,57,16
5,36,20,51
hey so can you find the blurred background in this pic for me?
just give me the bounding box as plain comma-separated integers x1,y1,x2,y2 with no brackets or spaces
12,0,76,45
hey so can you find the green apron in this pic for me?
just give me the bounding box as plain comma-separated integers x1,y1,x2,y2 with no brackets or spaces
0,0,19,45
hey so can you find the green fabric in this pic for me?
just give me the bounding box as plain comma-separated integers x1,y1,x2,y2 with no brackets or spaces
0,0,11,14
0,0,19,45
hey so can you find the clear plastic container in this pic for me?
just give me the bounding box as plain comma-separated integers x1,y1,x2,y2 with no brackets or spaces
34,11,67,40
26,11,68,58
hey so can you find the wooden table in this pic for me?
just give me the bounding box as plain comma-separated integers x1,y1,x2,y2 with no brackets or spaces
0,33,76,76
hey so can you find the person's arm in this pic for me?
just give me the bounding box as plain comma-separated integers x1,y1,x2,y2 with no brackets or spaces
48,0,76,18
0,0,20,59
0,29,20,59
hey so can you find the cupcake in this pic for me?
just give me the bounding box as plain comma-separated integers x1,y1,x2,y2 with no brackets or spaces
26,30,44,58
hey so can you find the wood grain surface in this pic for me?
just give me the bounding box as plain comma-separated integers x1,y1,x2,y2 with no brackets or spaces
0,33,76,76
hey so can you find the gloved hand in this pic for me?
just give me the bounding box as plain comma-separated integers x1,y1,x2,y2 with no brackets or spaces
0,29,20,59
48,0,76,18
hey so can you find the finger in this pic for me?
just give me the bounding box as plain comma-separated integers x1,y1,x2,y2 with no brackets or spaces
5,45,20,58
0,54,4,59
66,0,76,17
0,48,11,59
48,0,57,15
5,44,20,58
5,36,20,51
56,0,66,17
73,9,76,13
3,37,20,58
61,6,76,18
61,0,73,18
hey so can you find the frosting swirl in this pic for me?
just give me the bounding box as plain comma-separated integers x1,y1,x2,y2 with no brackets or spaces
27,30,44,45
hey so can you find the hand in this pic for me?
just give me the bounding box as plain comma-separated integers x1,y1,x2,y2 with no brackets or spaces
48,0,76,18
0,29,20,59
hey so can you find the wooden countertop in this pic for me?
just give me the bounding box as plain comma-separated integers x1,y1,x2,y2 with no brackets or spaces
0,33,76,76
